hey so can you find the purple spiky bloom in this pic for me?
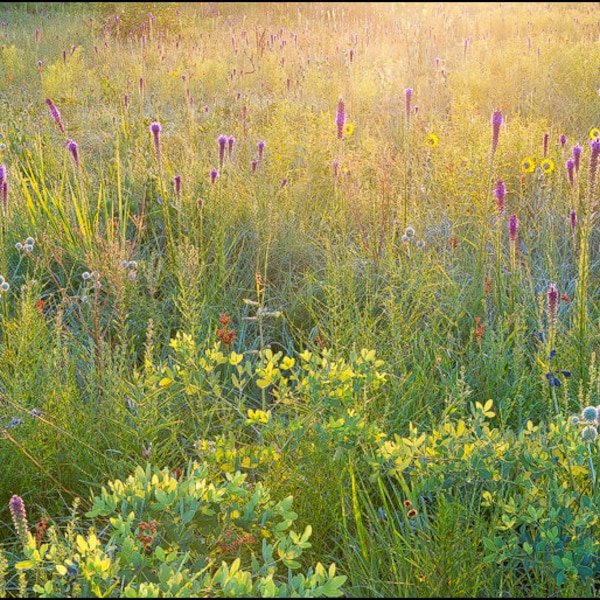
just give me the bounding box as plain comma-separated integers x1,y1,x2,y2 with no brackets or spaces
280,177,288,188
139,77,144,95
547,283,559,326
570,209,577,230
124,94,129,109
9,494,28,545
565,158,575,186
559,134,567,148
37,60,42,72
332,159,340,178
404,88,413,119
508,213,519,244
494,179,506,216
2,181,7,207
217,135,227,167
227,135,235,158
251,159,258,172
491,110,503,156
0,164,6,185
174,174,182,198
35,28,39,43
572,144,582,172
543,132,549,158
66,139,79,167
45,98,65,134
149,121,161,160
335,97,345,139
210,168,219,184
588,139,600,201
349,48,354,63
62,49,66,64
257,140,265,161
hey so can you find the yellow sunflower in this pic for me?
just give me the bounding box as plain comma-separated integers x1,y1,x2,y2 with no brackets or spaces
540,158,555,173
521,157,535,173
590,127,600,140
343,123,354,136
425,133,439,147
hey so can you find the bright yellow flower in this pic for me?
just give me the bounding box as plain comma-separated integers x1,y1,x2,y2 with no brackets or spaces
425,133,439,147
540,158,554,173
590,128,600,140
521,157,535,173
343,123,354,135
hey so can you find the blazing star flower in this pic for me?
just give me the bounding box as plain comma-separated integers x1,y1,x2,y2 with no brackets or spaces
332,159,340,178
491,109,503,156
559,134,567,148
543,132,549,158
173,174,182,198
149,121,161,159
9,495,28,545
521,157,535,173
547,283,559,325
227,135,235,157
508,213,519,243
572,144,582,172
565,158,575,185
257,140,266,161
66,139,79,167
540,158,554,174
210,168,219,184
45,98,65,134
425,133,439,147
588,139,600,195
404,87,413,119
494,179,506,216
251,159,258,172
336,97,345,139
0,164,6,184
570,209,577,229
217,135,227,167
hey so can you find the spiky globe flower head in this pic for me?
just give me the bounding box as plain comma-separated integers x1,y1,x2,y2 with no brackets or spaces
572,415,580,425
582,406,598,422
582,425,598,442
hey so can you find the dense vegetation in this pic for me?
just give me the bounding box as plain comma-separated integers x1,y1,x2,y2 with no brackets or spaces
1,1,600,596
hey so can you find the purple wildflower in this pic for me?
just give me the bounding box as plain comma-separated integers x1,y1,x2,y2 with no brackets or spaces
218,135,227,167
66,139,79,167
257,140,266,161
0,164,6,184
332,159,340,178
35,28,39,43
37,59,42,72
547,283,559,326
543,132,549,158
491,110,503,156
174,174,182,198
251,160,258,172
139,77,144,95
570,209,577,230
404,88,413,119
2,181,7,207
45,98,65,134
62,49,66,64
494,179,506,216
227,135,235,158
508,213,519,244
349,48,354,63
559,134,567,148
210,168,219,184
588,139,600,200
280,177,288,188
336,97,345,139
572,144,582,172
9,495,28,545
565,158,574,186
149,121,161,160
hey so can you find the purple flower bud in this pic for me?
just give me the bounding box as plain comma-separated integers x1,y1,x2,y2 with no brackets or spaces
494,179,506,216
257,140,266,161
150,122,161,159
227,135,235,157
508,213,519,243
572,144,582,172
547,283,559,326
62,49,66,64
349,48,354,63
336,97,346,139
332,159,340,178
35,28,39,43
210,168,219,184
94,45,98,54
37,59,42,71
251,160,258,172
66,139,79,167
559,134,567,148
0,164,6,184
217,135,227,167
9,495,28,544
280,177,288,188
565,158,575,186
139,77,144,95
491,110,503,156
2,181,7,206
45,98,65,134
404,88,413,119
197,197,204,209
173,174,182,197
543,132,549,158
570,209,577,230
123,94,129,109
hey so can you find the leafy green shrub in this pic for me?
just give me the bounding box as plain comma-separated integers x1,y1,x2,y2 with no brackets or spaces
4,462,346,598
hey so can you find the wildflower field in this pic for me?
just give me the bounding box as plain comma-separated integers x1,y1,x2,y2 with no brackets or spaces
4,1,600,596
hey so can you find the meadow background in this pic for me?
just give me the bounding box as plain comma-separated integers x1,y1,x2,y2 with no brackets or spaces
2,1,600,596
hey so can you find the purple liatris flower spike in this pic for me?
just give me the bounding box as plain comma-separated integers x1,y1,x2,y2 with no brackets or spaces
0,164,6,184
570,209,577,229
251,159,258,172
45,98,65,134
559,134,567,148
174,174,182,198
494,179,506,216
210,168,219,184
491,109,503,156
565,158,575,186
280,177,288,188
35,27,39,43
9,494,28,545
508,213,519,243
336,97,345,139
572,144,582,172
66,139,79,167
404,88,413,119
588,139,600,202
227,135,235,158
332,159,340,178
2,181,7,207
543,132,549,158
257,140,265,161
217,135,227,167
547,283,559,326
149,121,161,159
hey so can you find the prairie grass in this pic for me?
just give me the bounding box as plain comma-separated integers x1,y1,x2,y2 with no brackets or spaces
2,1,600,597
